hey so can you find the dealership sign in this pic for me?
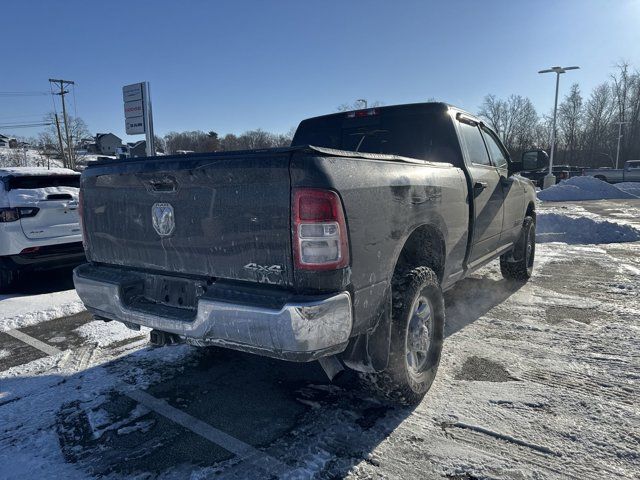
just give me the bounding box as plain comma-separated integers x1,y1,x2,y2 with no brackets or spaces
122,82,155,155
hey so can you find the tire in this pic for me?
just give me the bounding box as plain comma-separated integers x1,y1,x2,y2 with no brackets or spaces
500,216,535,281
359,267,445,405
0,268,17,293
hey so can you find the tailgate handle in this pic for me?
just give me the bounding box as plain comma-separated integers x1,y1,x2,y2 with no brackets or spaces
149,179,177,192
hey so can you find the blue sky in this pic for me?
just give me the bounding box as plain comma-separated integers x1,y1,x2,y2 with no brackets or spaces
1,0,639,141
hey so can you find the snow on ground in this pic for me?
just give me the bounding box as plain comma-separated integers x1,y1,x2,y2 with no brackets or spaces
0,289,84,332
537,209,640,243
537,176,639,201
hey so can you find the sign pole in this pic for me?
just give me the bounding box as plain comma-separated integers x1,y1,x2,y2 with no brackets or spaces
144,82,155,157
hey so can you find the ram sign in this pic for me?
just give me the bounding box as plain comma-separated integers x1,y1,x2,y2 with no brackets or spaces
123,83,147,135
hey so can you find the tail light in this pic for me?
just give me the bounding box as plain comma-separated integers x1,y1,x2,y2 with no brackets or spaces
0,207,39,222
78,188,87,244
292,188,349,271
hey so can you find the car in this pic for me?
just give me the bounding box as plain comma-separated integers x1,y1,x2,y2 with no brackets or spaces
582,160,640,183
73,102,537,405
0,167,86,290
519,151,581,187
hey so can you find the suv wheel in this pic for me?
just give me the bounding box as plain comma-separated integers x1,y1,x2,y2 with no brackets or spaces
359,266,444,405
500,216,535,281
0,268,17,292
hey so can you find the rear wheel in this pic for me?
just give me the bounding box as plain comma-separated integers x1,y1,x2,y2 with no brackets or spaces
500,216,535,281
359,267,444,405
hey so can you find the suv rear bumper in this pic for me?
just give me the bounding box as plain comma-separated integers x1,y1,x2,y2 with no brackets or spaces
73,264,353,362
1,242,85,272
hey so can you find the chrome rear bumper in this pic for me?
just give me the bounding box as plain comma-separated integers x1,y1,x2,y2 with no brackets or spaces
73,264,352,361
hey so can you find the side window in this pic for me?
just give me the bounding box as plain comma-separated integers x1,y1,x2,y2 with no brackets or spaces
458,122,491,166
481,127,509,170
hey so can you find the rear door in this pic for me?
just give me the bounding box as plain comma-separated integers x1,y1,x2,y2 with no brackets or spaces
6,174,81,240
456,116,504,264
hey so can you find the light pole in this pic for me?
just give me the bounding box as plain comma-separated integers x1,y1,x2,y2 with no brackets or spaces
614,121,629,169
538,65,580,189
356,98,367,109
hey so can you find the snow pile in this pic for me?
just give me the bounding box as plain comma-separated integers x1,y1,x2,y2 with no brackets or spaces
0,290,84,331
537,211,640,244
537,176,639,202
615,182,640,197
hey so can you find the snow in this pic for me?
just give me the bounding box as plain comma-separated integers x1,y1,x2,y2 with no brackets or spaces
615,182,640,197
537,211,640,244
74,320,149,347
0,289,84,332
537,176,639,202
0,166,78,177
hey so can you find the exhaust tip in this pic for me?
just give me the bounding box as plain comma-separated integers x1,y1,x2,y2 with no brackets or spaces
150,329,182,347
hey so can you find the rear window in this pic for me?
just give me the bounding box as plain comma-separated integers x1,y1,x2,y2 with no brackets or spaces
6,175,80,190
292,107,460,165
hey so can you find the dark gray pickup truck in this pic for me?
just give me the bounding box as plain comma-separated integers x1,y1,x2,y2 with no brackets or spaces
74,103,537,404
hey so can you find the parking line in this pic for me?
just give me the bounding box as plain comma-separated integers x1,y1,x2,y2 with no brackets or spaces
125,389,291,476
4,325,291,475
4,329,62,356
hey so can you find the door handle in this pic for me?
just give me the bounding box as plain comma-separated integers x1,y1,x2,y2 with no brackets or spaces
473,181,488,192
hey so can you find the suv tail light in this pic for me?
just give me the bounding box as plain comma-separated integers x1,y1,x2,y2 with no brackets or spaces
292,188,349,270
0,207,39,222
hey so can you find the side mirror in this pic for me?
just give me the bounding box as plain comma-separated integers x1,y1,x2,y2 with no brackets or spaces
520,150,549,171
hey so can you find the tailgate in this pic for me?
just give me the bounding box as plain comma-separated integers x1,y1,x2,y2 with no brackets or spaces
81,152,293,286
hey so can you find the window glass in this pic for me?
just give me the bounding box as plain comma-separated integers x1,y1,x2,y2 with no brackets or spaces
7,175,80,190
481,127,509,169
458,122,491,166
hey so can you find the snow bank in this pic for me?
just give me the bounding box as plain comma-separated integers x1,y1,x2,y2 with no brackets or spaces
537,212,640,244
615,182,640,197
537,176,639,202
0,290,84,331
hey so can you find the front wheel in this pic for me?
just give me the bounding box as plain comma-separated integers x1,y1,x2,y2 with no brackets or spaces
500,216,535,281
359,267,444,405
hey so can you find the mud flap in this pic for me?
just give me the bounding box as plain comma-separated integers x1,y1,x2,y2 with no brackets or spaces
342,288,392,373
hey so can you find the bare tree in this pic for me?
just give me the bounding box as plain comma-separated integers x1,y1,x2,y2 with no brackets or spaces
337,99,383,112
557,83,584,164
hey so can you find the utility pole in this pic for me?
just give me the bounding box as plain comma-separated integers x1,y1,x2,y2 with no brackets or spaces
49,78,75,169
538,66,580,189
614,121,629,169
53,114,66,168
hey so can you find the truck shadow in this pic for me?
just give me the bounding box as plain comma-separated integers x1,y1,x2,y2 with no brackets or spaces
1,273,524,478
4,266,77,296
444,275,524,338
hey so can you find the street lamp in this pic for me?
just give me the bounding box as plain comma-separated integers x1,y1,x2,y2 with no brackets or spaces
356,98,367,109
538,65,580,189
614,121,629,169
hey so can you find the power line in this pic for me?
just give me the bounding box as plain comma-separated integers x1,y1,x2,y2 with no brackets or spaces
0,91,49,97
0,122,53,129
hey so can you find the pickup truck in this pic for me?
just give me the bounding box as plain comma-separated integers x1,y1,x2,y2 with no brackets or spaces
583,160,640,183
73,103,537,404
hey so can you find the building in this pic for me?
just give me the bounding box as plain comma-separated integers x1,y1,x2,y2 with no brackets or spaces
0,134,17,149
95,133,122,155
128,140,147,158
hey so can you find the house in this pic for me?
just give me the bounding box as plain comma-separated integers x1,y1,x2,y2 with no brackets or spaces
77,137,98,154
95,133,122,155
128,140,147,158
0,134,17,149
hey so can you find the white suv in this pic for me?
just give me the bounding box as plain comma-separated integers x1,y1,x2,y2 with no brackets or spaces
0,167,85,290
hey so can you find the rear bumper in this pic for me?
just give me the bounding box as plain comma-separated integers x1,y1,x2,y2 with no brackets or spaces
1,242,86,272
73,264,353,362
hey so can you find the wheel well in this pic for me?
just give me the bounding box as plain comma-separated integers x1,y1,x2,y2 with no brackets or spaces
393,225,446,282
594,175,606,181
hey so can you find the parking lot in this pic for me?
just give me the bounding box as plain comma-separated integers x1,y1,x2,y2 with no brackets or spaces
1,199,639,479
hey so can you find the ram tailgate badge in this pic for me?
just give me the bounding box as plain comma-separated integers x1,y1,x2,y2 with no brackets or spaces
151,202,175,236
